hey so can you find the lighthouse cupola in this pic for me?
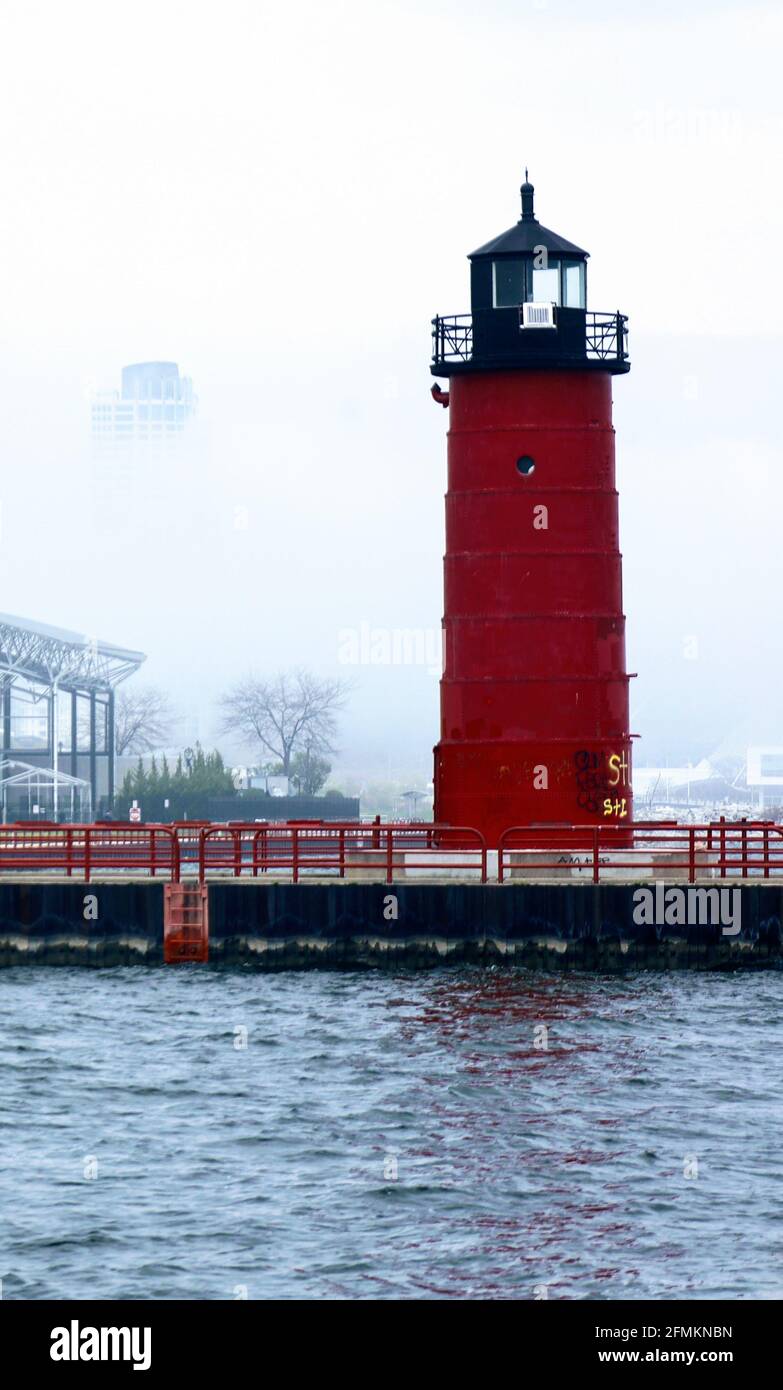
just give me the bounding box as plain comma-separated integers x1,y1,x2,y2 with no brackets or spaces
432,174,628,376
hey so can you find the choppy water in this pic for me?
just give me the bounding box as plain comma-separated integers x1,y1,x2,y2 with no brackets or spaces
1,966,782,1300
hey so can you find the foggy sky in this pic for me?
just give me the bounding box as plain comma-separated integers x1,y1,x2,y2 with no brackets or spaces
0,0,781,774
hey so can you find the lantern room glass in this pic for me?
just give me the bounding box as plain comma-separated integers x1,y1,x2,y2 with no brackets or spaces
492,257,586,309
493,260,526,307
563,260,586,308
532,260,560,303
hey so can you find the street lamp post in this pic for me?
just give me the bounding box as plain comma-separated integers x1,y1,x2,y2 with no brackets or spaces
52,679,59,823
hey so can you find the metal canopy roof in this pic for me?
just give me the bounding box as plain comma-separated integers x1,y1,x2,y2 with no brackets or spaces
0,758,90,790
0,613,145,692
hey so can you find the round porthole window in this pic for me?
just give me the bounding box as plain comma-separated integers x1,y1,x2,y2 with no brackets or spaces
516,455,535,476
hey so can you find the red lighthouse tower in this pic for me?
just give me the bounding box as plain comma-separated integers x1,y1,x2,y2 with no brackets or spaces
432,175,632,847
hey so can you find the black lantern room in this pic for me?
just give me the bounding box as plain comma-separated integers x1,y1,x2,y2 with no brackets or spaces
432,174,629,377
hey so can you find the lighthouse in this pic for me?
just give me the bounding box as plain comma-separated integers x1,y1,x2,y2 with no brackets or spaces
431,174,632,847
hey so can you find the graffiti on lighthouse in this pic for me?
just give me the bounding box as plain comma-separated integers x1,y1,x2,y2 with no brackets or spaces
574,749,631,818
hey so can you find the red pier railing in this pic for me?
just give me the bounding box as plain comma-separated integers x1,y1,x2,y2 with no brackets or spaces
1,818,782,884
197,821,487,884
0,823,180,882
497,820,783,883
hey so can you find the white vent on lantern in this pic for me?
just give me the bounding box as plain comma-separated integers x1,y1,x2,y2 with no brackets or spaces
521,302,557,330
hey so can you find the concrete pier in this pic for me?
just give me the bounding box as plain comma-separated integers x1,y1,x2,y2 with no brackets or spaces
0,879,780,970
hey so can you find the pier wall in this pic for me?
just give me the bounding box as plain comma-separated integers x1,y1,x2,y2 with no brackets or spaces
0,880,781,970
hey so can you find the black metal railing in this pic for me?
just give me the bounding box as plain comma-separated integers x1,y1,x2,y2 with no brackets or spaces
585,311,629,361
431,310,629,368
431,314,473,364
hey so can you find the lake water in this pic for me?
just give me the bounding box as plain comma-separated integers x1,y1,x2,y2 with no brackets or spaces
1,965,781,1300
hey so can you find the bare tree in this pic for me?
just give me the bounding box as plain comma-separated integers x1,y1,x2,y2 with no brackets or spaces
219,670,349,775
114,685,176,755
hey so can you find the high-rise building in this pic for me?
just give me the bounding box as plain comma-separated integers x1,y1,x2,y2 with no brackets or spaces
91,361,196,449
